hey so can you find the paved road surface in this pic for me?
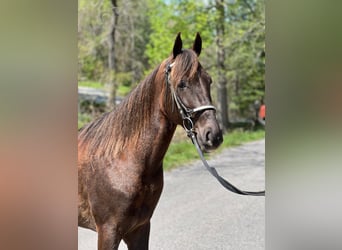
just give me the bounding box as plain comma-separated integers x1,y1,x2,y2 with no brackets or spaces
78,139,265,250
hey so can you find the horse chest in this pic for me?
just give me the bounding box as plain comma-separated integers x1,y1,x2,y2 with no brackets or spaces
120,176,163,231
130,177,163,213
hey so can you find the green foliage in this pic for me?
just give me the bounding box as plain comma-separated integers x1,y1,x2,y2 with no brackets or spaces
117,84,131,97
78,112,93,129
79,0,151,98
224,0,265,115
115,72,134,87
78,81,105,89
145,0,213,68
145,0,175,67
78,0,111,83
78,0,265,118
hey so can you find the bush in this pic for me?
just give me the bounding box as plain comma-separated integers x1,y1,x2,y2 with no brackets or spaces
78,113,93,129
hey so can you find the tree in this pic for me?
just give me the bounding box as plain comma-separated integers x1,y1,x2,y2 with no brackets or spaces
224,0,265,118
78,0,111,82
78,0,151,104
206,0,265,125
214,0,230,131
108,0,119,108
78,0,265,126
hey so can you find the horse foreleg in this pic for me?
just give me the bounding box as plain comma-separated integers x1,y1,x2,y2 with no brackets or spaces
97,223,121,250
123,222,150,250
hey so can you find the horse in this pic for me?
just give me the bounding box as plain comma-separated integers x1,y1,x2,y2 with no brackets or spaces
78,33,223,250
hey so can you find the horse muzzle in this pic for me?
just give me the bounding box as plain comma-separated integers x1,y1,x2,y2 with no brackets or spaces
195,110,223,152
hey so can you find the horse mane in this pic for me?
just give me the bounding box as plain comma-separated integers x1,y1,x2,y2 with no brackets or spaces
78,49,199,160
79,65,161,159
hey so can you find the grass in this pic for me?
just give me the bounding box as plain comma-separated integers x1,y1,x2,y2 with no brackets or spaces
220,129,265,150
79,81,105,89
163,139,199,170
163,129,265,170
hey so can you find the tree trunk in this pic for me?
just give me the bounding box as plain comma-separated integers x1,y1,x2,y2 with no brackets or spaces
215,0,229,131
108,0,119,109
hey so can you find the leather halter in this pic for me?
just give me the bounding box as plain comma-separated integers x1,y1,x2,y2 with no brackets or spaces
165,62,265,196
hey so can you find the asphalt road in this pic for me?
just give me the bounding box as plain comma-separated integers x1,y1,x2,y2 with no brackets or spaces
78,139,265,250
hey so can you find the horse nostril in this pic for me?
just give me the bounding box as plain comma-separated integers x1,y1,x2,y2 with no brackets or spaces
205,129,222,148
205,130,213,146
216,134,223,144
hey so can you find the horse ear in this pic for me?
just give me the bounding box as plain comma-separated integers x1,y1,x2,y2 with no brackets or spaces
192,32,202,56
173,32,183,58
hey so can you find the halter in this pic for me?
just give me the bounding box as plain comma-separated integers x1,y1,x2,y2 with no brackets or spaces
165,62,265,197
165,62,216,136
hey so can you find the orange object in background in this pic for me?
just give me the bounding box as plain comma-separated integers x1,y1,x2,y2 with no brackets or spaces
259,104,265,119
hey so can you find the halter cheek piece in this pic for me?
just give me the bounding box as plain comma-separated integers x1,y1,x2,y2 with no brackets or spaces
165,62,265,197
165,62,216,136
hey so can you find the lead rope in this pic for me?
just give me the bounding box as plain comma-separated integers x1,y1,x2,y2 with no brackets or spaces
165,63,265,196
189,131,265,196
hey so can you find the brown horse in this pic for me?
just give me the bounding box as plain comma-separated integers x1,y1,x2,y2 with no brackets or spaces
78,33,223,250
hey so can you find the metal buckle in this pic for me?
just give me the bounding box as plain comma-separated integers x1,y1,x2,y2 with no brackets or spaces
183,117,194,135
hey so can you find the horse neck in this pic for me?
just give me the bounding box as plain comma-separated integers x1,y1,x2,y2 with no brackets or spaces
142,73,177,168
123,65,177,172
143,113,177,170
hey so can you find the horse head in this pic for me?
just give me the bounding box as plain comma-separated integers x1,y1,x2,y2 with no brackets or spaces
163,33,223,152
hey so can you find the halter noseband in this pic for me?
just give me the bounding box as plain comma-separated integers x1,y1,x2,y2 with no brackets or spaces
165,62,216,136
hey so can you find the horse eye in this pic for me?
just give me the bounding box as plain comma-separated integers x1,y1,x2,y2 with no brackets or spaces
178,80,187,89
